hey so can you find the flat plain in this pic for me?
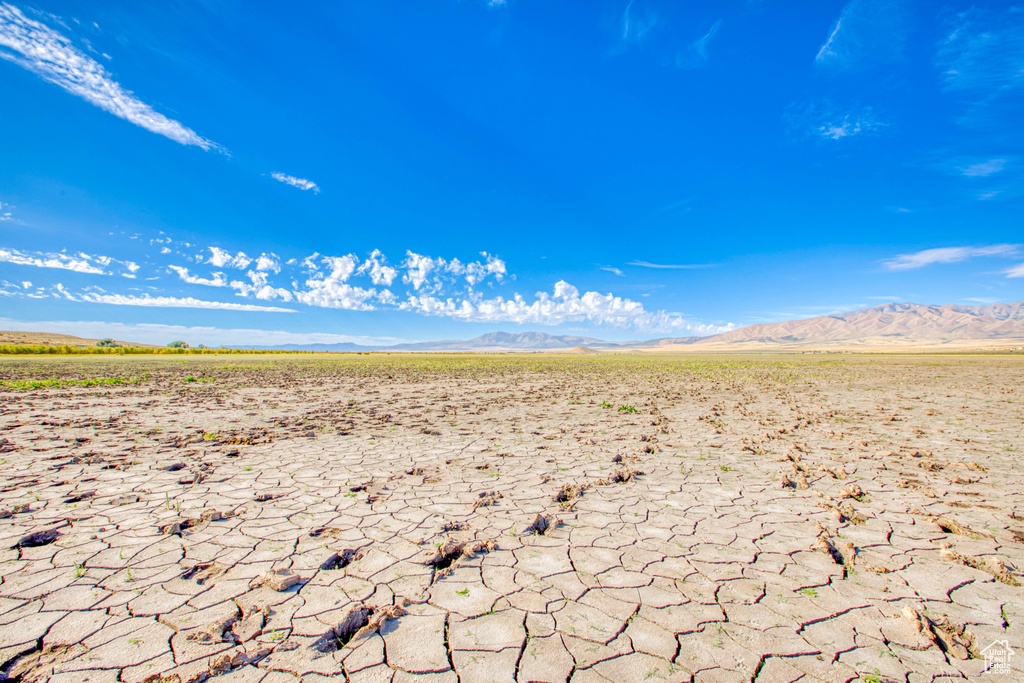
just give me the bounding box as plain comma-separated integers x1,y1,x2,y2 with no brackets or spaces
0,353,1022,683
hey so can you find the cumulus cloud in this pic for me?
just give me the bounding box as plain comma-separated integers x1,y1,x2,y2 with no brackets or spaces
294,282,378,311
463,252,507,286
883,244,1019,270
168,265,227,287
206,247,251,269
355,249,398,286
10,237,734,333
229,270,293,302
293,254,377,310
400,251,506,291
401,252,438,290
270,172,320,193
254,253,281,273
0,3,215,149
0,247,107,274
400,280,730,333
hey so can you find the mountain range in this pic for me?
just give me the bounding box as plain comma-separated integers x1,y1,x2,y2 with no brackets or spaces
250,302,1024,352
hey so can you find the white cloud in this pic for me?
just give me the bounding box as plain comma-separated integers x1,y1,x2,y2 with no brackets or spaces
815,0,905,68
355,249,398,286
270,172,320,193
0,246,107,274
0,3,215,149
816,13,845,63
168,265,227,287
229,270,293,302
675,20,720,69
600,266,625,276
787,99,885,142
400,250,506,291
961,159,1006,177
468,252,506,285
883,244,1019,270
816,109,881,140
1005,263,1024,278
294,254,377,310
322,255,358,282
400,279,731,334
0,200,11,221
628,260,714,270
6,237,736,334
939,7,1024,95
294,282,378,310
77,292,294,312
254,253,281,273
621,0,659,44
401,252,439,290
160,246,171,254
296,253,319,274
206,247,251,269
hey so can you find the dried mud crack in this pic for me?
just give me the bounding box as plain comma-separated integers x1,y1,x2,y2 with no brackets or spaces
0,353,1022,682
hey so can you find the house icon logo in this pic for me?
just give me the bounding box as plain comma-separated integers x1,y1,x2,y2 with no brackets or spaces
981,640,1015,674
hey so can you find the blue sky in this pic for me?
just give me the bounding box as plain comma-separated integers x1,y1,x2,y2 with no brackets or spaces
1,0,1022,346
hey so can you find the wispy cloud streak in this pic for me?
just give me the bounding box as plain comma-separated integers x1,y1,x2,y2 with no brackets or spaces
815,0,905,68
961,159,1006,177
939,7,1024,95
675,20,720,69
621,1,659,44
270,173,320,193
0,3,216,149
0,247,106,274
77,292,294,312
883,244,1019,270
628,260,715,270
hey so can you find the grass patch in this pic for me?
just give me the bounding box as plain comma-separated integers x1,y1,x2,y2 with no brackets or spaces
0,376,143,390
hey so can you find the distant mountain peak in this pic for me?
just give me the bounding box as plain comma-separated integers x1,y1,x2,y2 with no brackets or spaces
692,301,1024,348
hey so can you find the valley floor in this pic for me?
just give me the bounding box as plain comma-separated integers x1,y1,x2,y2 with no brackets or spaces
0,354,1021,682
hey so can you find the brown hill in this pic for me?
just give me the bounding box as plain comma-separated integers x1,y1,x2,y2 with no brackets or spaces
0,331,158,348
654,302,1024,351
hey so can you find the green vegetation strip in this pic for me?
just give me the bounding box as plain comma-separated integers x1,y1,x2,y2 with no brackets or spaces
0,377,144,390
0,344,315,356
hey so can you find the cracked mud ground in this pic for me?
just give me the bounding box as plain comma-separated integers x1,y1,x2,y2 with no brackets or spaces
0,354,1022,683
